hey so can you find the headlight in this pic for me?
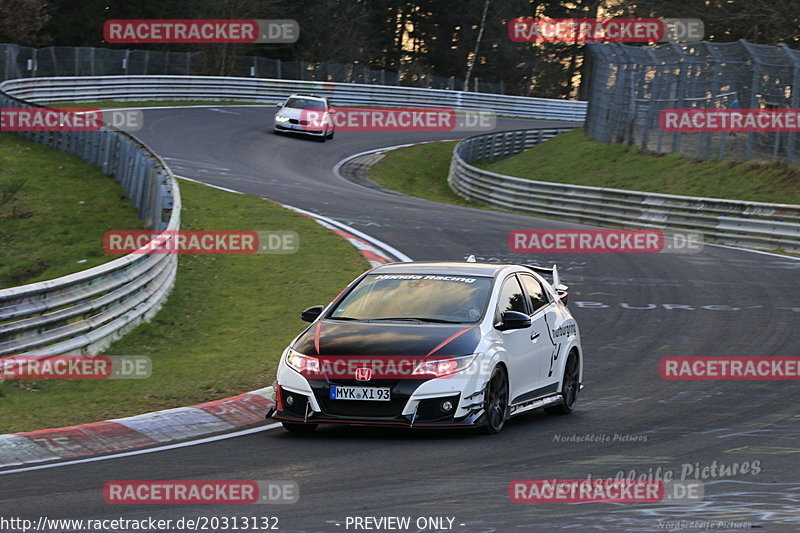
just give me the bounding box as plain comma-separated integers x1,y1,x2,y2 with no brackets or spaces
413,354,478,378
275,115,290,122
285,348,319,374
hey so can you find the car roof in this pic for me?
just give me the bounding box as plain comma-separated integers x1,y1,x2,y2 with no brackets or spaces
370,261,526,278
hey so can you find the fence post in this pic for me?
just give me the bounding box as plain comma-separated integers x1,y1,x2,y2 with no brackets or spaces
780,43,799,165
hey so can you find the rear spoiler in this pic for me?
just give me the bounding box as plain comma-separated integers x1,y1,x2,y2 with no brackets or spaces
523,264,568,292
464,255,568,293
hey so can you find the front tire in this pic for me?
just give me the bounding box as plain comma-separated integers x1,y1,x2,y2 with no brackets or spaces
480,366,509,434
545,350,579,415
281,422,318,434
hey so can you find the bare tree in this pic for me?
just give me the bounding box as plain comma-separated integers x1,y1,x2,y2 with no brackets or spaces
464,0,490,91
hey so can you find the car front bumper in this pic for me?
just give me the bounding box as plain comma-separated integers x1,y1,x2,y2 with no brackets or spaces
274,122,327,136
268,364,488,428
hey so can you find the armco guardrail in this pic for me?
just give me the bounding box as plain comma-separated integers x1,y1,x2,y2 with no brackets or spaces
0,86,181,356
0,75,587,122
449,128,800,251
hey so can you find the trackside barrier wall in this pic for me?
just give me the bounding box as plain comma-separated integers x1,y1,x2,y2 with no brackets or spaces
0,86,181,357
449,128,800,252
0,75,587,122
0,42,505,94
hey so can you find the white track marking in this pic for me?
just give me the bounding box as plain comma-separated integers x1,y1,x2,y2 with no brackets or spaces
175,174,244,194
0,424,282,476
283,204,413,262
701,241,800,260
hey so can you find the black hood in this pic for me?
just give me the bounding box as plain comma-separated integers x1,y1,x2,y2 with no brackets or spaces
293,320,480,357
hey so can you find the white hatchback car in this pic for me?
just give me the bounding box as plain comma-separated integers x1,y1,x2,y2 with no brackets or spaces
273,94,334,141
267,259,584,434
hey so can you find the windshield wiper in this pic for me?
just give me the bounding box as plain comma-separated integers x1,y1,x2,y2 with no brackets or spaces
328,316,360,321
369,317,462,324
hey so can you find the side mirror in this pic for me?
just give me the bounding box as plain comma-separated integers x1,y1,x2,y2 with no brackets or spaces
301,305,324,323
495,311,531,331
275,101,283,108
557,290,569,305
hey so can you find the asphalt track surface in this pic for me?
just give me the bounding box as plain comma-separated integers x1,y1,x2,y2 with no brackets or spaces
3,107,800,532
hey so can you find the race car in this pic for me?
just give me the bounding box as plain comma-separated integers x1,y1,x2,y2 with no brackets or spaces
273,93,334,141
266,258,583,434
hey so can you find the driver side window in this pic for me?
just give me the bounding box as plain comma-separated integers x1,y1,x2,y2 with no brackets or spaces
496,276,528,321
519,274,549,314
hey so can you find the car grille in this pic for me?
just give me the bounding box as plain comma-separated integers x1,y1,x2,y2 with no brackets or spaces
288,119,309,125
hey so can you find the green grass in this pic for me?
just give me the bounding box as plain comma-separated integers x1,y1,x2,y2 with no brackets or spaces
0,133,148,288
476,129,800,205
368,141,483,207
369,129,800,208
0,179,368,432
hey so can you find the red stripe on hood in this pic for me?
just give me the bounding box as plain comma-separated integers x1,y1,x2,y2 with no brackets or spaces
426,327,472,357
314,322,322,354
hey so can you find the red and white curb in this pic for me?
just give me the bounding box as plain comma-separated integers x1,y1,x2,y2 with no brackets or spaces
0,185,411,470
282,204,410,266
0,388,274,468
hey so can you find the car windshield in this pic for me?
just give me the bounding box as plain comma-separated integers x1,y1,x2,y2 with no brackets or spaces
284,97,326,109
329,274,492,323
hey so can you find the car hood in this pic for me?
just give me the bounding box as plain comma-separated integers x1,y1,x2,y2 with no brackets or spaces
276,107,303,119
292,320,480,357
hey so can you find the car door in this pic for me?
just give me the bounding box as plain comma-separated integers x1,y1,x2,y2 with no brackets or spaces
494,274,540,403
518,273,559,399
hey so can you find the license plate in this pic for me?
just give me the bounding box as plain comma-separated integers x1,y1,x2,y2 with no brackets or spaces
330,386,390,401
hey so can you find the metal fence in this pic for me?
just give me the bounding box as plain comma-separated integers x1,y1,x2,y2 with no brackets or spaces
449,128,800,252
1,43,505,94
0,75,587,122
585,40,800,164
0,84,181,356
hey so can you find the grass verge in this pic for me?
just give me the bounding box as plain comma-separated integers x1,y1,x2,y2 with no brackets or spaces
368,141,482,207
476,129,800,205
0,132,147,288
370,129,800,206
0,179,368,432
